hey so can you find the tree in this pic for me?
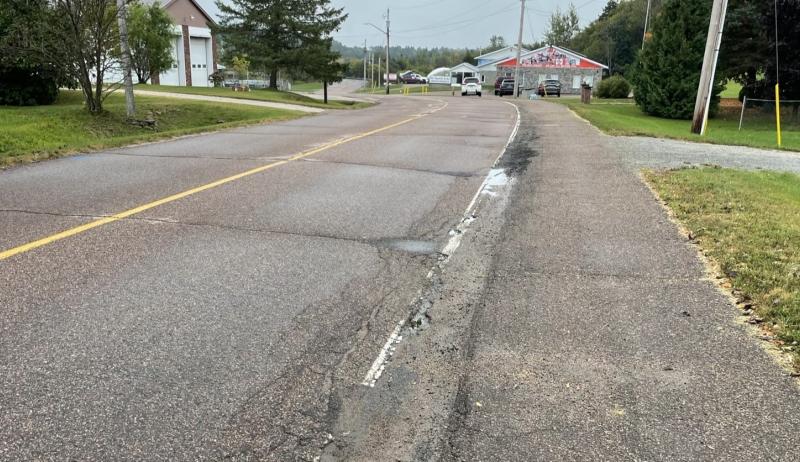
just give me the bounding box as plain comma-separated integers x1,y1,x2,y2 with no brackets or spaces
301,38,344,104
486,35,507,52
52,0,122,113
544,3,580,45
214,0,346,89
0,0,70,105
128,0,174,84
570,0,661,76
631,0,718,119
231,55,250,81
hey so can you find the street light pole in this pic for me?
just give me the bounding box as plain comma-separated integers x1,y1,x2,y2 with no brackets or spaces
513,0,525,99
365,11,391,95
642,0,652,49
385,9,391,95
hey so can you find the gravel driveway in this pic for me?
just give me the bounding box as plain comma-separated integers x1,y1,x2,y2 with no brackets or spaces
614,135,800,173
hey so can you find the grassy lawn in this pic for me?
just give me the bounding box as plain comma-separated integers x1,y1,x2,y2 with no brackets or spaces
0,90,304,166
554,98,800,151
646,168,800,370
139,84,370,109
721,80,743,99
291,81,323,92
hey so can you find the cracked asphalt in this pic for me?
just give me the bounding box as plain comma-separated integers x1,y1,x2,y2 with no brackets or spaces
0,95,516,460
3,94,800,461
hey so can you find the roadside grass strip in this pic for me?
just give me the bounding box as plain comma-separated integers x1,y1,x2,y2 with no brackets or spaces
140,84,371,110
645,168,800,371
553,98,800,152
0,91,304,166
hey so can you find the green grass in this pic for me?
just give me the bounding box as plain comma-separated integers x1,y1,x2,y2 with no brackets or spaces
291,81,323,92
646,168,800,370
554,98,800,151
0,90,304,166
721,80,743,99
139,84,370,109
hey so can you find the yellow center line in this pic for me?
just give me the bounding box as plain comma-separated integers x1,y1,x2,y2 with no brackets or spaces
0,101,448,261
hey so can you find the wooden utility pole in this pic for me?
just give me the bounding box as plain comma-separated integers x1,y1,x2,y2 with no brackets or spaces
691,0,729,134
513,0,526,99
116,0,135,118
363,39,368,87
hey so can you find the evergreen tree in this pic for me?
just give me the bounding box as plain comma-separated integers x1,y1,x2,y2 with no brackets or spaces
214,0,346,89
128,0,175,84
631,0,718,119
0,0,69,105
544,4,580,45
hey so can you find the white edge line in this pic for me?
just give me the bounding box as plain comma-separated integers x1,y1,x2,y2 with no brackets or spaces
360,102,523,388
361,320,406,387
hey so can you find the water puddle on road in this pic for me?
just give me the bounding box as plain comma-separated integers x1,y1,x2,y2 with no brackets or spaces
481,168,510,196
374,239,438,255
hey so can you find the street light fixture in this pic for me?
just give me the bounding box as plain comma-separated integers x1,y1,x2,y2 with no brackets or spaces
365,14,390,95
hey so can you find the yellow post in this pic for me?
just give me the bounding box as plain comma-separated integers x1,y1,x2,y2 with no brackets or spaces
775,84,782,147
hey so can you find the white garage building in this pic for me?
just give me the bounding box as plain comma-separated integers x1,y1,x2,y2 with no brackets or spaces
144,0,218,87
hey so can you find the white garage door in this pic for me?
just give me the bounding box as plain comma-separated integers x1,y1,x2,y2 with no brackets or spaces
190,37,209,86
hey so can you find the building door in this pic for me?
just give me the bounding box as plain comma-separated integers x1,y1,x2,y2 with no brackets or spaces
190,37,209,87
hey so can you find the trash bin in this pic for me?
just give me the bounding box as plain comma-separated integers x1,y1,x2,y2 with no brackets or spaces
581,83,592,104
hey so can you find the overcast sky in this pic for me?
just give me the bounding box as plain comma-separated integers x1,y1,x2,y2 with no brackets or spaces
195,0,607,49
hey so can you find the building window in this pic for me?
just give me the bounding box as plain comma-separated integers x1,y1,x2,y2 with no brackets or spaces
572,75,581,89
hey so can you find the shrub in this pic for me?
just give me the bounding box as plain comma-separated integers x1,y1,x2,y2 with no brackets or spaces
596,75,631,99
0,64,59,106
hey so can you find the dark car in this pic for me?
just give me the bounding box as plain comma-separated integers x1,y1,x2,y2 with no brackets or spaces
494,75,512,95
497,79,516,97
537,79,562,97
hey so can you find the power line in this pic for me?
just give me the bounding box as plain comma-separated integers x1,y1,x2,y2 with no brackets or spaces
394,1,518,33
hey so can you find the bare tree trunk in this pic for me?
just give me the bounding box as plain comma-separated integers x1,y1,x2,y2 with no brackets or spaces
116,0,135,118
270,69,278,89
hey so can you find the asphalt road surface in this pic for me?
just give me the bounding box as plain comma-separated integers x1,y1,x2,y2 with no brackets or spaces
2,95,799,461
0,95,517,460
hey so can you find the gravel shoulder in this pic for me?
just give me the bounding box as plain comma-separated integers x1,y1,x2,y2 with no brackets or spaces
613,134,800,173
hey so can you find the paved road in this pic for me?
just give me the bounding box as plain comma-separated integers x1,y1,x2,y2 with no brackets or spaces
0,95,517,460
319,101,800,461
3,94,799,461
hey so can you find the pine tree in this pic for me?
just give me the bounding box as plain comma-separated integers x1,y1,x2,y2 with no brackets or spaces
214,0,346,89
631,0,717,119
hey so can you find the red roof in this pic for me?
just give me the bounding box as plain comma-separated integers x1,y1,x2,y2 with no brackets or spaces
497,46,606,70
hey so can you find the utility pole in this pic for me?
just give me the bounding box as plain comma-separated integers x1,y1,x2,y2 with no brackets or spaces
513,0,525,99
363,39,368,88
642,0,652,49
385,8,391,95
116,0,135,118
365,12,390,94
691,0,729,134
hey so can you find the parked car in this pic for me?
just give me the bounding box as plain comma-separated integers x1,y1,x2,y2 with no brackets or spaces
400,72,428,84
537,79,562,97
461,77,481,97
497,79,516,97
494,76,512,95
